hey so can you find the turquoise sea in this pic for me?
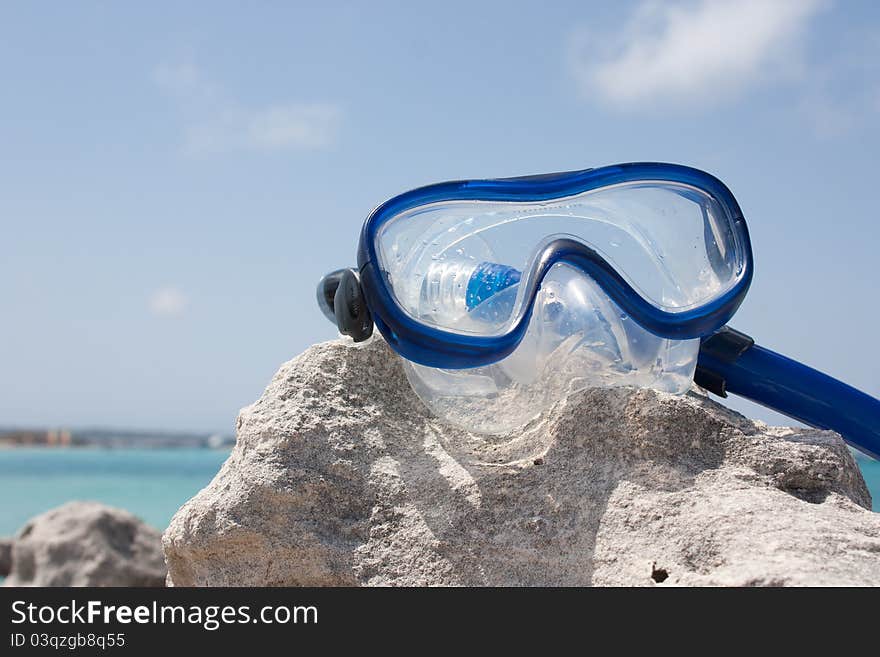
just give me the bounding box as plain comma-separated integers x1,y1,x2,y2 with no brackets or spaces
856,457,880,511
0,448,877,540
0,448,229,537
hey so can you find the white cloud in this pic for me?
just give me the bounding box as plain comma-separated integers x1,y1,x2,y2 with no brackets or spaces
149,287,188,317
154,61,209,98
571,0,826,109
154,61,342,154
183,103,341,154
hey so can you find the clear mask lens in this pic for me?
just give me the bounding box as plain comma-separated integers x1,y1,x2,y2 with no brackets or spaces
376,181,745,337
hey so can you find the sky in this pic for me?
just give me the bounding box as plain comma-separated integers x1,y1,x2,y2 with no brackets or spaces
1,0,878,434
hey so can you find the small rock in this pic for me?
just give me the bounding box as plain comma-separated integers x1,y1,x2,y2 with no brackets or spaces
5,501,166,587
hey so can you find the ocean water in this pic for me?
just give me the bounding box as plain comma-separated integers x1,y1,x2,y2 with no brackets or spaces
856,457,880,511
0,448,229,537
0,448,877,541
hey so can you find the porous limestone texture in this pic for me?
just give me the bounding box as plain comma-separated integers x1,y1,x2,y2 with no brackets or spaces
4,501,166,587
163,337,880,586
0,538,11,577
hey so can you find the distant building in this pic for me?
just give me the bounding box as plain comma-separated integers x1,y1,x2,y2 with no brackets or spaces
206,433,236,449
46,429,72,446
0,428,71,447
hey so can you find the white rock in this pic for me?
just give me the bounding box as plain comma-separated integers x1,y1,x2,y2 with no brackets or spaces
5,501,166,587
163,337,880,586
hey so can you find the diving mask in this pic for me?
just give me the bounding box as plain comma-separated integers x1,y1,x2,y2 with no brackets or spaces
318,163,880,458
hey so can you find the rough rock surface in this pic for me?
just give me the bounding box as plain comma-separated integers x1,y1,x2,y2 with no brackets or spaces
0,538,11,577
4,501,166,587
163,337,880,586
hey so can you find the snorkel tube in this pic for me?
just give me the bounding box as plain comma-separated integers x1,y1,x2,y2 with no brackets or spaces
696,327,880,459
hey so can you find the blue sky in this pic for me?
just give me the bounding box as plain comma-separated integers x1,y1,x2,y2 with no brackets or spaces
1,0,878,433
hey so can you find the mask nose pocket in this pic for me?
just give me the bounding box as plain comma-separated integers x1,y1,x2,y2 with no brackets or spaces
497,264,629,386
402,263,700,434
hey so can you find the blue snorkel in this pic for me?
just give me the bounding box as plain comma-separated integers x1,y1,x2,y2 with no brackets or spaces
696,327,880,459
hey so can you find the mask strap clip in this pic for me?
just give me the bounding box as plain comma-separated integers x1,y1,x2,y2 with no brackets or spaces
326,268,373,342
694,326,754,396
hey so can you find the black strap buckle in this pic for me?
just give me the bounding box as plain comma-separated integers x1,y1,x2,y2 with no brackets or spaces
694,326,754,397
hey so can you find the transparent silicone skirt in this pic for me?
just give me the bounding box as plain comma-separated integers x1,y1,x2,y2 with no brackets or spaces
359,167,751,433
402,262,703,432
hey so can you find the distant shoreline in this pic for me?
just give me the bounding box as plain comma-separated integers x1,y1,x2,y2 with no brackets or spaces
0,428,235,450
0,443,233,451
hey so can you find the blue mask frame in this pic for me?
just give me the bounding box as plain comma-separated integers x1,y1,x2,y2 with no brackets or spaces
357,162,753,369
320,162,880,459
